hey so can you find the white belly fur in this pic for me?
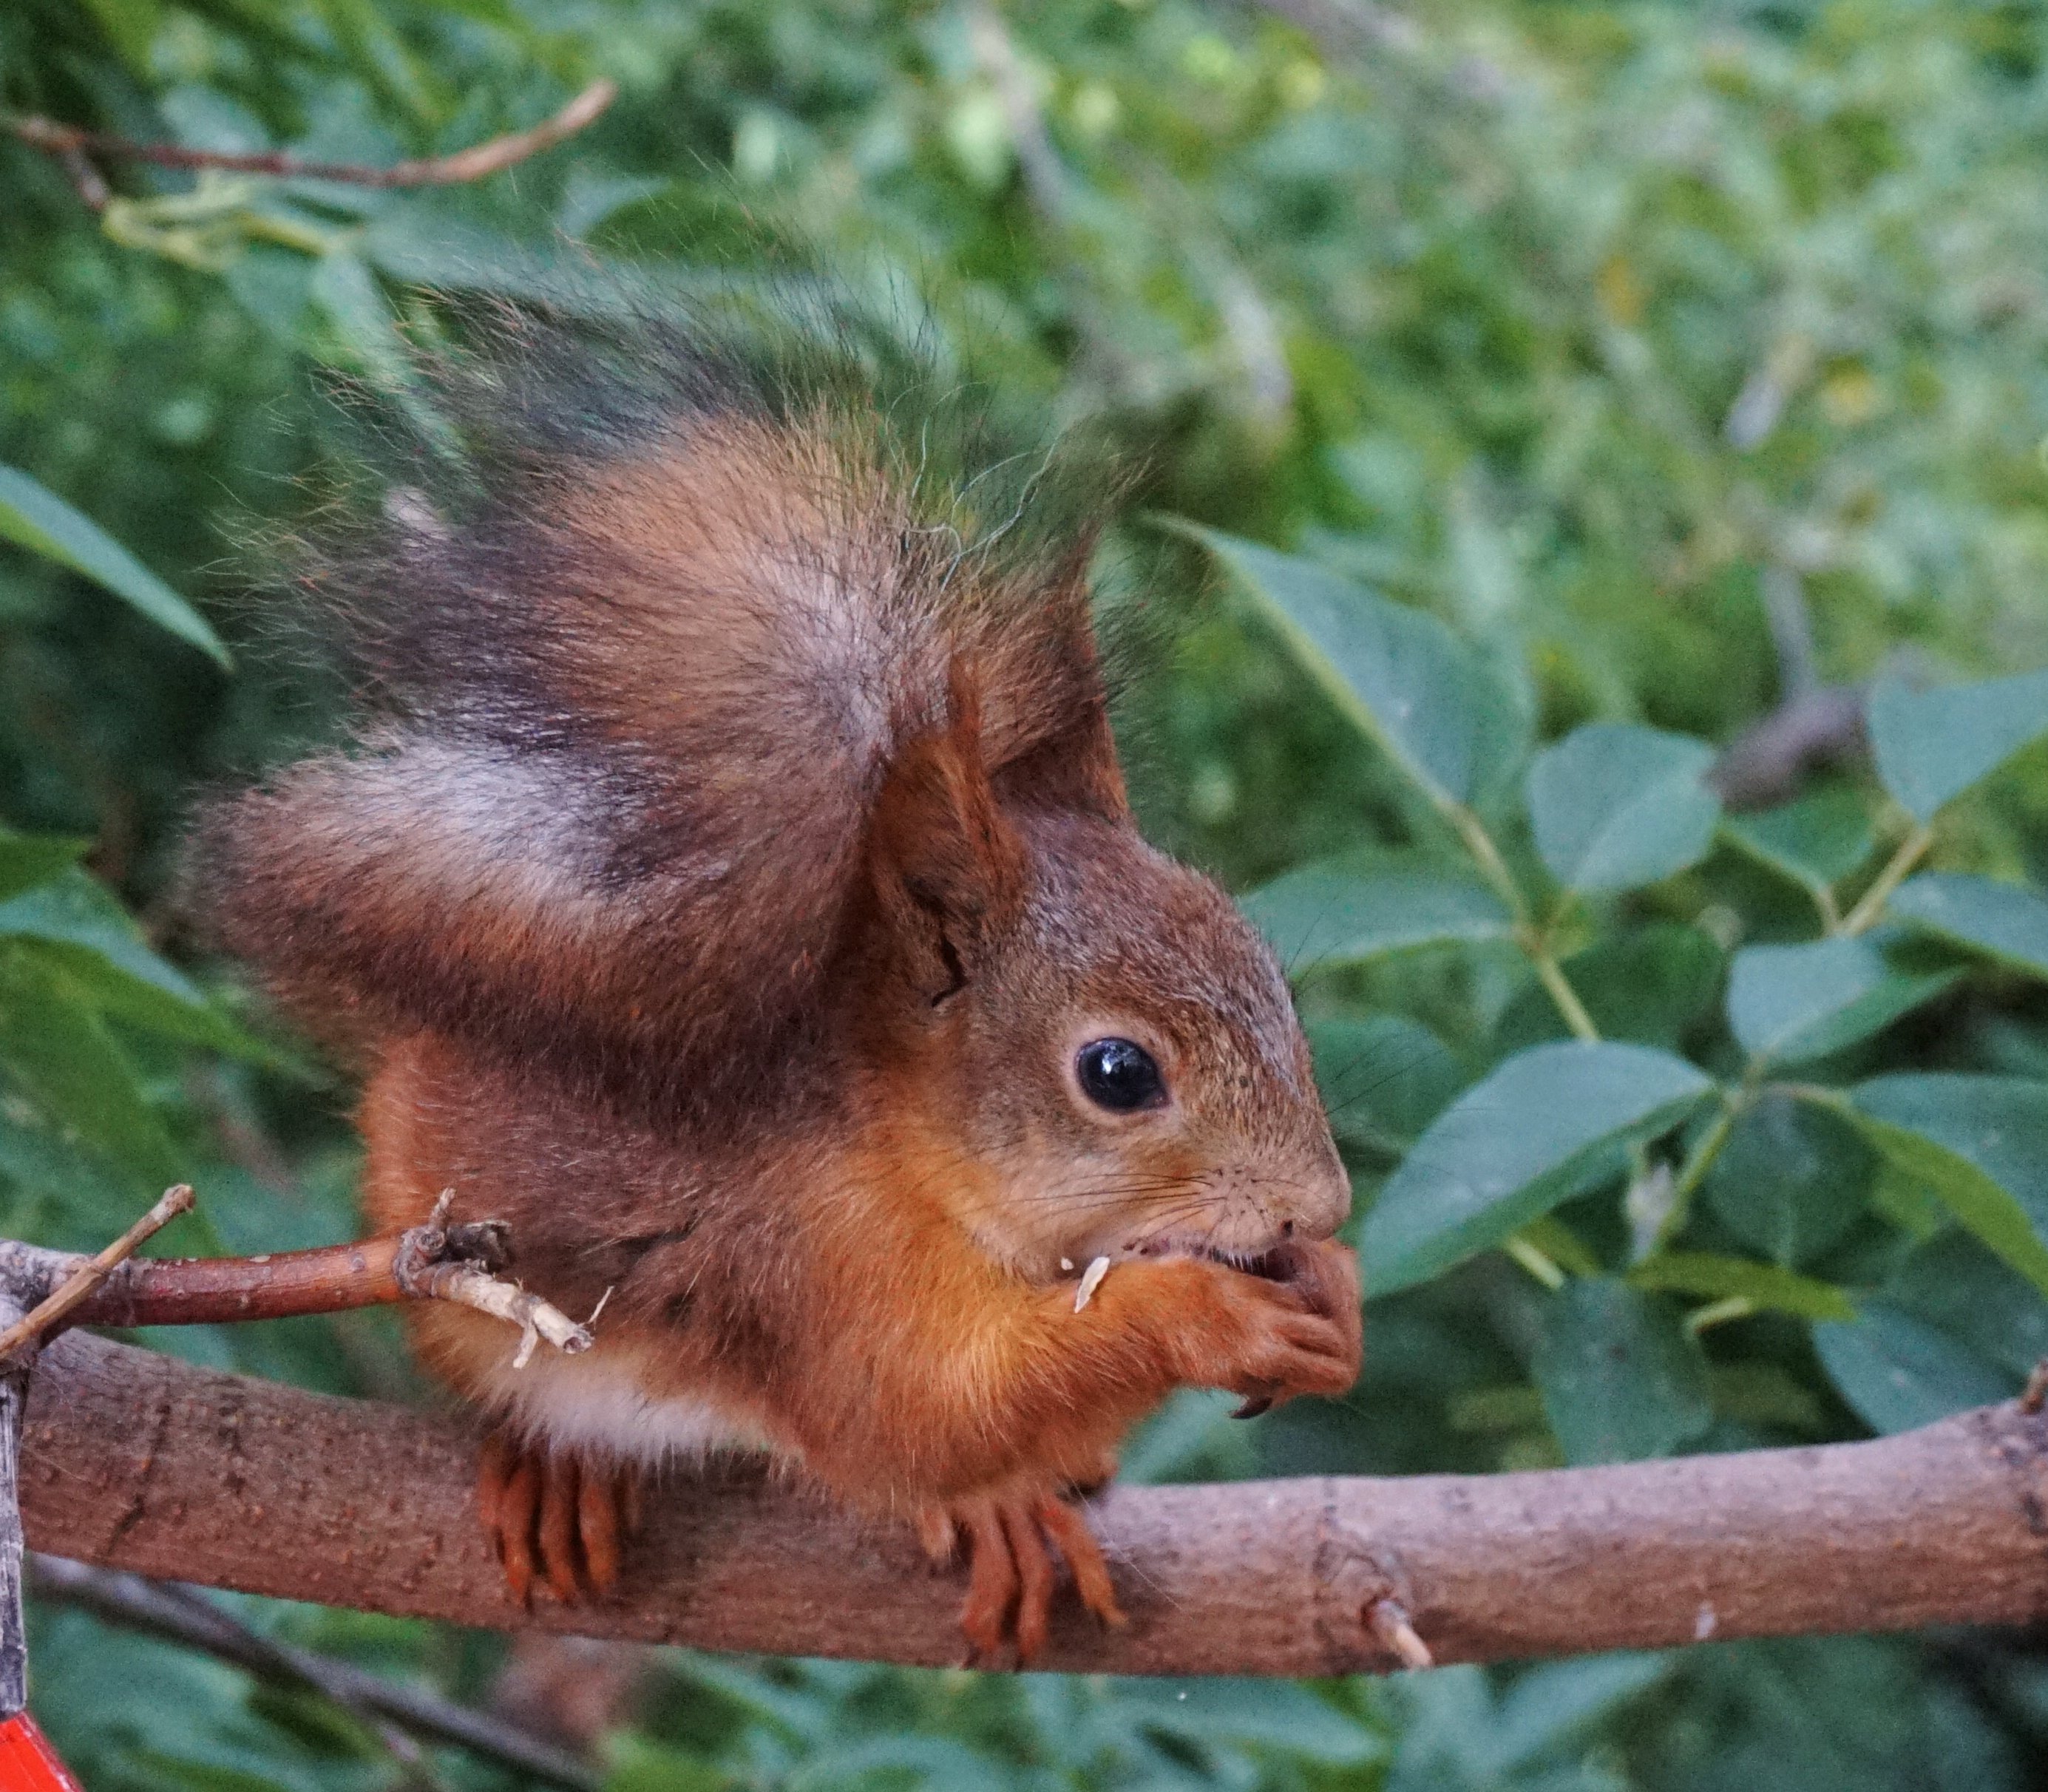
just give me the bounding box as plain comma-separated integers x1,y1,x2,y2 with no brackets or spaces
473,1348,783,1469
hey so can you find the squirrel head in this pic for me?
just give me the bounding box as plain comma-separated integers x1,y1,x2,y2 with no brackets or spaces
852,665,1349,1283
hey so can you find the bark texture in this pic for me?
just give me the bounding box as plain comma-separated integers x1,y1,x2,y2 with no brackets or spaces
18,1331,2048,1674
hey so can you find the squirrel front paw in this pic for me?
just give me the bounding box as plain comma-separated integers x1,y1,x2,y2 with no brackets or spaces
1173,1237,1363,1411
476,1430,645,1606
917,1488,1127,1666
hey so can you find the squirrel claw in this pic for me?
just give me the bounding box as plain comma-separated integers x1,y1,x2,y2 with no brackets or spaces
476,1429,639,1606
915,1506,959,1566
923,1490,1124,1667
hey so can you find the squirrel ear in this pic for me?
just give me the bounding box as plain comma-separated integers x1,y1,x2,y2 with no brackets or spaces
984,549,1129,821
865,662,1026,997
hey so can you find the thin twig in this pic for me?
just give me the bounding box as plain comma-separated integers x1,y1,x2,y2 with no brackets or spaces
1709,685,1868,811
0,1294,23,1723
961,6,1139,400
1247,0,1424,58
0,1192,593,1365
966,6,1070,225
55,146,109,212
1758,566,1818,698
7,81,615,190
29,1557,598,1791
1706,563,1867,810
1238,0,1510,103
0,1185,194,1365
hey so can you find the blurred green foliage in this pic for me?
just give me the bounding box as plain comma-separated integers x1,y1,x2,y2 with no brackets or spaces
10,0,2048,1785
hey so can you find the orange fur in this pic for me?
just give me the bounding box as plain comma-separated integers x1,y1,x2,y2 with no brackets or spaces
212,319,1361,1657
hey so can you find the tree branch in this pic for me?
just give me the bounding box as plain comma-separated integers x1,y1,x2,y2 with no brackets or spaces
27,1557,597,1791
17,1328,2048,1675
7,81,615,191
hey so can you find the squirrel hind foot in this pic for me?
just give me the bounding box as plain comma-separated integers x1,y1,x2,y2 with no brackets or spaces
921,1490,1127,1669
477,1430,642,1608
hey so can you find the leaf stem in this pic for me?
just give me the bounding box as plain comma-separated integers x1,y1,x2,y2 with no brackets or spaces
1447,803,1525,917
1448,801,1601,1042
1503,1235,1567,1290
1840,821,1933,936
1530,946,1600,1042
1653,1094,1742,1251
1686,1295,1755,1335
1771,1081,1854,1113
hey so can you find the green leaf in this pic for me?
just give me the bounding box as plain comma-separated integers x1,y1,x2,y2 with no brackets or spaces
1494,923,1726,1053
1812,1306,2015,1434
0,872,274,1061
1361,1041,1714,1295
1242,859,1513,970
1888,1231,2048,1382
0,464,229,668
1848,1074,2048,1297
366,209,731,310
1725,936,1959,1065
1888,873,2048,982
1120,1388,1257,1484
784,1735,1004,1792
1707,1362,1829,1433
1526,723,1720,894
0,1109,147,1247
1305,1014,1467,1155
1720,787,1875,899
0,944,181,1192
1628,1252,1857,1322
222,242,316,349
1867,668,2048,823
1487,1656,1672,1771
1116,1680,1381,1765
1530,1280,1712,1465
1702,1090,1876,1268
605,1737,733,1792
0,829,88,905
1176,524,1522,808
310,251,413,386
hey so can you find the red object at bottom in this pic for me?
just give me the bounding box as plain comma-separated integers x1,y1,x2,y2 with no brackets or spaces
0,1714,82,1791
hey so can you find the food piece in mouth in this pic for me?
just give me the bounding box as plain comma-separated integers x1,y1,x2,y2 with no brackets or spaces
1073,1255,1111,1312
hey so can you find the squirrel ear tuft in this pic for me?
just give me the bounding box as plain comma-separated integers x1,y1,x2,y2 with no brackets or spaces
983,548,1129,821
865,662,1026,993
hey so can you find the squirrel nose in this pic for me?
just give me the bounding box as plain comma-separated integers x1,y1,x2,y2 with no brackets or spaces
1288,1144,1352,1241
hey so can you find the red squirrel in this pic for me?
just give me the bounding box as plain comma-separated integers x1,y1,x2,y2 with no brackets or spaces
200,313,1363,1663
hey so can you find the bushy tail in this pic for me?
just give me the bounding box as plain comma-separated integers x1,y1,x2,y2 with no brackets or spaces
198,306,1126,1126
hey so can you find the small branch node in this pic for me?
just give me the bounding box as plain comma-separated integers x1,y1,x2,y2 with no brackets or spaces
1366,1596,1434,1669
393,1191,510,1292
393,1194,591,1366
2021,1359,2048,1415
0,1186,194,1365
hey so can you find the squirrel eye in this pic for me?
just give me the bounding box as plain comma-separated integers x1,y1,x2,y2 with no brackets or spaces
1075,1037,1166,1113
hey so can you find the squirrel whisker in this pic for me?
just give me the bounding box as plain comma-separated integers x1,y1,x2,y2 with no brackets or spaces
200,302,1362,1661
